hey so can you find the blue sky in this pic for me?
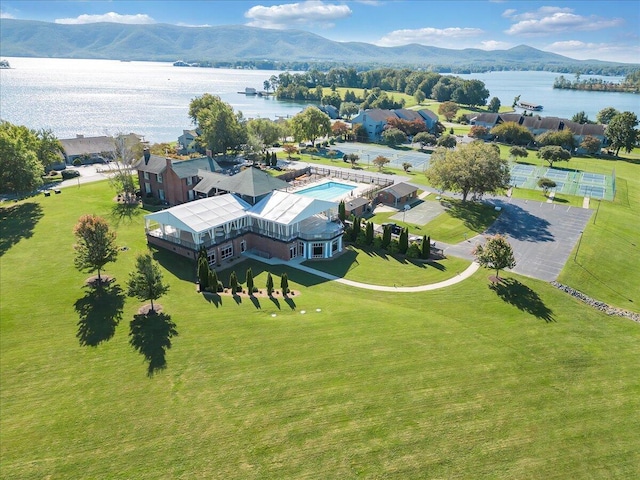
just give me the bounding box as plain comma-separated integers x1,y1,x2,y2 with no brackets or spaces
1,1,639,63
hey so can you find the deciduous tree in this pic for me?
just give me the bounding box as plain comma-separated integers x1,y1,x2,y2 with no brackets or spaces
73,215,118,283
472,234,516,279
490,122,534,145
596,107,619,125
425,141,510,202
536,145,571,168
372,155,390,171
0,121,47,194
290,107,331,147
580,135,602,155
488,97,501,113
509,146,529,161
413,132,436,150
606,111,639,155
537,177,557,195
126,253,170,313
382,128,407,146
438,101,459,121
189,93,247,155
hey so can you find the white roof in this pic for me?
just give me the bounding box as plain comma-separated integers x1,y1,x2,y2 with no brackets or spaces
144,194,250,235
249,190,337,226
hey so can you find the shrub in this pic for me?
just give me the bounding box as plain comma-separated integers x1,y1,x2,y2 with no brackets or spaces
61,169,80,180
406,243,421,258
388,239,400,254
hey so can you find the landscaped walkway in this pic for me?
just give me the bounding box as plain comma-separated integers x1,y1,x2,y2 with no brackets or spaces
242,252,480,292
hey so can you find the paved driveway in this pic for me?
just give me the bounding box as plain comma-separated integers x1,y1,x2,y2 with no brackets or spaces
445,198,593,281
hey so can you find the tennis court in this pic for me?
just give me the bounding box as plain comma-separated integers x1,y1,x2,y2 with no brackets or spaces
509,163,615,201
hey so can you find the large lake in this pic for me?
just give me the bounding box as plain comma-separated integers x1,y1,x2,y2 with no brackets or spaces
1,57,638,144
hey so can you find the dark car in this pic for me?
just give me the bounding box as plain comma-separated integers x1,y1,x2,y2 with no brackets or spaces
382,223,402,235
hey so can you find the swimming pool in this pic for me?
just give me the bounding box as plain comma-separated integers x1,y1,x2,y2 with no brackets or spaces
295,181,355,201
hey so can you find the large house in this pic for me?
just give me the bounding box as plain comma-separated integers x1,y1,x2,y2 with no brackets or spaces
469,113,607,154
134,150,221,205
351,108,440,142
144,190,344,263
59,133,142,165
193,166,289,205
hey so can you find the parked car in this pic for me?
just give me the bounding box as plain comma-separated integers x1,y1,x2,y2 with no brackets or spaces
382,223,402,235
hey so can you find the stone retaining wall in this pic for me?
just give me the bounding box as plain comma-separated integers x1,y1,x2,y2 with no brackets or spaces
551,281,640,323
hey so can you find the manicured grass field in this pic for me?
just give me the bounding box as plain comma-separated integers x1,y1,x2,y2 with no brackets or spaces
301,246,471,286
1,181,639,479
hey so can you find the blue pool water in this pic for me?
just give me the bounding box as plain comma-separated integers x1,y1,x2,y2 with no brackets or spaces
295,181,354,201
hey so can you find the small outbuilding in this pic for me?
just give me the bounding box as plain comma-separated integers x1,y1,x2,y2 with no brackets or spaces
377,182,419,207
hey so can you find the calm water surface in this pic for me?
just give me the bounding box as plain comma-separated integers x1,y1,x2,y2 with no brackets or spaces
0,57,311,143
1,57,638,143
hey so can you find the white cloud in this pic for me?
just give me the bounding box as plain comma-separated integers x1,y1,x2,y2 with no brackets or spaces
376,27,484,47
479,40,513,50
55,12,156,25
503,6,572,21
176,23,211,28
546,40,640,64
0,11,15,19
504,7,623,36
244,1,351,29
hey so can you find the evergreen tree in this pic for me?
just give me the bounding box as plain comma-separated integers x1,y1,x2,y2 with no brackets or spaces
365,221,374,245
382,224,392,249
197,249,210,291
352,216,361,239
246,267,254,294
280,272,289,295
426,236,431,259
338,200,346,222
271,151,277,166
266,272,274,296
421,235,429,259
399,228,409,254
211,269,220,292
229,271,239,293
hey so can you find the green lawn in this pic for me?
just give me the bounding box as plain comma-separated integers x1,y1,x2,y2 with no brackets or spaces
301,246,471,286
369,197,501,244
1,180,639,479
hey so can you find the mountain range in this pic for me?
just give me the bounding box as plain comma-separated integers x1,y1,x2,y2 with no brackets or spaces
1,19,636,73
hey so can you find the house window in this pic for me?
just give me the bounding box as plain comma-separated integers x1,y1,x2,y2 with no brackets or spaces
332,239,339,253
312,242,324,258
240,240,246,253
143,171,149,180
188,190,195,201
144,182,151,194
158,189,165,201
186,176,193,186
157,173,163,183
298,241,305,258
207,251,216,265
289,244,297,259
220,244,233,260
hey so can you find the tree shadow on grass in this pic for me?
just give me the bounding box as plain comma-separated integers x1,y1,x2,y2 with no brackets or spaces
74,282,125,347
0,202,43,257
489,278,555,323
250,296,261,309
269,296,281,310
442,199,501,234
202,292,222,307
284,296,296,311
129,312,178,377
110,202,141,227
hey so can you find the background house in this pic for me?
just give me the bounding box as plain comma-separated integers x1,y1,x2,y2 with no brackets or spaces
59,135,116,165
177,128,205,155
134,150,221,205
351,108,440,142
